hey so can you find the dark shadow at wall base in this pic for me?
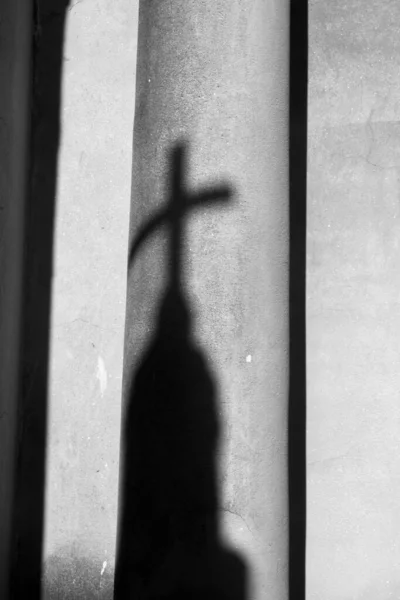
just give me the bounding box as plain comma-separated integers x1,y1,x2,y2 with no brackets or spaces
42,546,115,600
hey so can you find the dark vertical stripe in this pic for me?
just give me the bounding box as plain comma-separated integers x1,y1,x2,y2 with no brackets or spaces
10,2,69,597
289,0,308,598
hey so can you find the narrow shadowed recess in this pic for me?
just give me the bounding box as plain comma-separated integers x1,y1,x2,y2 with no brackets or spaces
115,142,247,599
288,0,308,599
10,1,69,597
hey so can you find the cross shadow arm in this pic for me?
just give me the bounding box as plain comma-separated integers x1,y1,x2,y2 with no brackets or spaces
128,187,232,269
188,186,232,211
128,210,167,267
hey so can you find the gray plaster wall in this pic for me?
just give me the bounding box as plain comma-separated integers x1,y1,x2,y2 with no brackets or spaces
307,1,400,598
3,0,398,597
42,0,138,595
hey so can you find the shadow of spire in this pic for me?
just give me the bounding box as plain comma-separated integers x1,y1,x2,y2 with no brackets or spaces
115,141,247,599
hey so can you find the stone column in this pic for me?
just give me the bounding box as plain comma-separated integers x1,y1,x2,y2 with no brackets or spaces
116,1,289,599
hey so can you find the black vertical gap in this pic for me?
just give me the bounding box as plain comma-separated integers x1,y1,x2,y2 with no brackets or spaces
289,0,308,599
10,1,69,597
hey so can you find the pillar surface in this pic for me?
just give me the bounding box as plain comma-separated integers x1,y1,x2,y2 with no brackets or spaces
117,1,289,598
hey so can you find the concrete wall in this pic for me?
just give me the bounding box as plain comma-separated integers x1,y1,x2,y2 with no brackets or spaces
307,1,400,598
42,0,138,596
3,0,398,597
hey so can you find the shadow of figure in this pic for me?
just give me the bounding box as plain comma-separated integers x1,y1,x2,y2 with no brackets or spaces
115,142,247,599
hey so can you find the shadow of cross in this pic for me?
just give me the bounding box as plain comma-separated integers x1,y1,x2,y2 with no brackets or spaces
115,140,246,599
129,141,232,287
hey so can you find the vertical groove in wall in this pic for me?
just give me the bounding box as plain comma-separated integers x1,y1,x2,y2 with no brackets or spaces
289,0,308,598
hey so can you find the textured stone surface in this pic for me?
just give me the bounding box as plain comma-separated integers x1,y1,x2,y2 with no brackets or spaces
307,1,400,598
43,543,114,600
42,0,138,594
118,1,289,598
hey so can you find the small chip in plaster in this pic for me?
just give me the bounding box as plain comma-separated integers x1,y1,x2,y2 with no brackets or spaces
246,355,252,363
96,356,108,397
101,560,107,576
